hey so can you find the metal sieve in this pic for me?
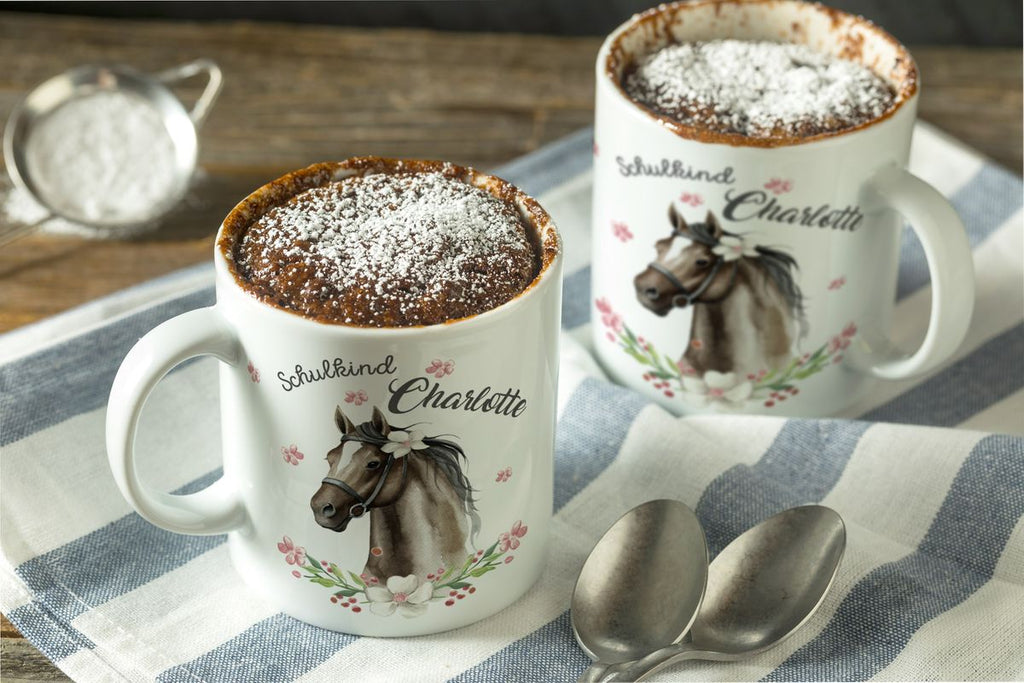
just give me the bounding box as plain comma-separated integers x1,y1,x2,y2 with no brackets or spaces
1,59,222,243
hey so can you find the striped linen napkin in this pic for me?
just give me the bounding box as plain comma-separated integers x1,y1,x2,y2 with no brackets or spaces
1,122,1021,682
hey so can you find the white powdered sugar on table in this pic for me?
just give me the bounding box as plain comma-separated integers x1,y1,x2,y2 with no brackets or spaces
235,171,537,326
624,40,897,138
24,90,178,223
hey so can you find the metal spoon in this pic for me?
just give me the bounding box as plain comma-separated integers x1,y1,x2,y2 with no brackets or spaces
601,504,846,682
571,499,708,683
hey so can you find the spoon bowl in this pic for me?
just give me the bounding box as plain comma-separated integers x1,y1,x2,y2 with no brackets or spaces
694,504,846,656
571,499,708,677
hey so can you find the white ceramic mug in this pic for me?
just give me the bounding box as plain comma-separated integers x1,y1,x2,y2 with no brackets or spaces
106,159,562,636
591,0,974,416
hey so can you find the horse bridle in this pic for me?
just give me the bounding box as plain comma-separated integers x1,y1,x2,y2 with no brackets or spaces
321,450,409,519
648,232,738,308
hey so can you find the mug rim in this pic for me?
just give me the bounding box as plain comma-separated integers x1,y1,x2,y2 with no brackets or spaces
214,157,563,336
597,0,920,149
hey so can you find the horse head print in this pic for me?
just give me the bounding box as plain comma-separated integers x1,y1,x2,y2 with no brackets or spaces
634,206,741,316
310,406,480,581
633,205,806,376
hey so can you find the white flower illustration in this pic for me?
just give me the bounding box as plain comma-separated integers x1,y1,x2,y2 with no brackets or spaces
712,235,760,261
380,430,427,458
366,575,434,617
682,371,753,408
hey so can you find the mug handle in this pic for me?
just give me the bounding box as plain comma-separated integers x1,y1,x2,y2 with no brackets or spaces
155,59,224,129
106,306,247,535
857,164,974,379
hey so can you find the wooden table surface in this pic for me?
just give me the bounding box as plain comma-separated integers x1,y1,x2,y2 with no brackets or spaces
0,10,1020,681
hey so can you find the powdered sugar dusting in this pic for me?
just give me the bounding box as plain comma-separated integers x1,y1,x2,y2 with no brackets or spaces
624,40,898,139
233,172,538,327
24,90,178,223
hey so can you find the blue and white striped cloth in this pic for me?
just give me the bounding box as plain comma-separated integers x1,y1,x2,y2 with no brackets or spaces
1,122,1021,682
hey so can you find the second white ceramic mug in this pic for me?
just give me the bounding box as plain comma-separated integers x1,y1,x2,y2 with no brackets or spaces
591,0,974,416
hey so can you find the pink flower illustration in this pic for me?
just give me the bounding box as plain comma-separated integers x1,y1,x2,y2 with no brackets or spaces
498,520,528,552
495,466,512,483
842,322,858,338
679,192,704,207
281,444,304,466
425,359,455,378
828,276,847,291
676,359,697,376
277,536,306,566
690,339,704,350
764,178,794,195
611,220,634,242
594,298,623,333
246,361,260,383
827,335,852,354
344,389,368,406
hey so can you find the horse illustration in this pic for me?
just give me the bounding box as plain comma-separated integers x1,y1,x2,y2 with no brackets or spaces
633,206,805,376
310,406,480,581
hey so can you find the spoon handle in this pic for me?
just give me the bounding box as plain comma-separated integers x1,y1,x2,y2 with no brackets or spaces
600,644,704,682
577,662,612,683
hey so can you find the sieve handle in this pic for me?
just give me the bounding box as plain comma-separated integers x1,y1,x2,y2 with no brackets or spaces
0,214,52,246
155,59,223,129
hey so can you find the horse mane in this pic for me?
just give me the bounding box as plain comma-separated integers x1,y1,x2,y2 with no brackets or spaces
687,219,806,328
685,220,720,247
751,245,806,327
342,420,482,545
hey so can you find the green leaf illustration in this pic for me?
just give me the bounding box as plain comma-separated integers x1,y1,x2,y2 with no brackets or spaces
470,566,497,578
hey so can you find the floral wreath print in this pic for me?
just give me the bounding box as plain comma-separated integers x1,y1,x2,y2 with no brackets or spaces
278,519,528,617
599,295,857,409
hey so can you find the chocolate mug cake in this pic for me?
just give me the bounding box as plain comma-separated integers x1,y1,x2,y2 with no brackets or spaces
623,39,899,140
219,158,549,327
